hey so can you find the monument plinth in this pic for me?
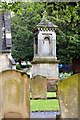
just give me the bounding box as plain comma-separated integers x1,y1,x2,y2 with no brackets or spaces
32,13,59,91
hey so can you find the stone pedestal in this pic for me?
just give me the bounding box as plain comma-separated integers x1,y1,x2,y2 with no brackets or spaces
32,57,59,91
32,57,59,79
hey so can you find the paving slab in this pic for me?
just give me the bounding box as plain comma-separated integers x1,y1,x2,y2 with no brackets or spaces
30,111,60,119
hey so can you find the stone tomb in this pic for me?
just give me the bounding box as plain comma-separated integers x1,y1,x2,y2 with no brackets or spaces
57,74,79,118
31,75,47,99
32,12,59,92
0,69,30,119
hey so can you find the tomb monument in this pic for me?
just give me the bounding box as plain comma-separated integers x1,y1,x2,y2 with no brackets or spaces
32,11,59,91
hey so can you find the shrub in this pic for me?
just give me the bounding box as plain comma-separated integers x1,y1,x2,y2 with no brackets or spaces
16,64,21,70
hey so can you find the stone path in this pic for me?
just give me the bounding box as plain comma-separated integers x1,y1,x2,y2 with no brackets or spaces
30,111,60,119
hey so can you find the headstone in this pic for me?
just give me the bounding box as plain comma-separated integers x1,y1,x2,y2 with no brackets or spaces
57,74,79,118
0,69,30,119
31,75,47,99
78,73,80,119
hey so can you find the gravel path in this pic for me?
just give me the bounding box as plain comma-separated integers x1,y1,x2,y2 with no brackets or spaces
30,111,60,119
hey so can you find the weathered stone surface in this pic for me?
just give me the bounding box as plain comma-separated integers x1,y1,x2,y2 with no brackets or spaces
31,75,47,99
47,79,57,92
0,54,12,72
57,74,79,118
78,73,80,119
32,63,59,79
0,69,30,119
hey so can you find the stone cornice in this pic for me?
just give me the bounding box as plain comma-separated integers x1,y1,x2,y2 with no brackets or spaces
31,57,60,64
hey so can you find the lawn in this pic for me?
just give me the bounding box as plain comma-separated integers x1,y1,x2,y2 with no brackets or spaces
30,99,59,112
30,92,59,112
47,92,56,98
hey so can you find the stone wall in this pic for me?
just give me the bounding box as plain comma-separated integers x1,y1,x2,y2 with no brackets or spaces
57,74,79,118
0,69,30,119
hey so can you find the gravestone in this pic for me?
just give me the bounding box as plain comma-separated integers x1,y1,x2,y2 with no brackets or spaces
78,73,80,119
31,75,47,99
57,74,79,118
0,69,30,119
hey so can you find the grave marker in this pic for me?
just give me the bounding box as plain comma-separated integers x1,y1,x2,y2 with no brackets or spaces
31,75,47,99
57,74,79,118
0,69,30,119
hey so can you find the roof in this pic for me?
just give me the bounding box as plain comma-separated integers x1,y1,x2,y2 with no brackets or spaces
37,18,58,28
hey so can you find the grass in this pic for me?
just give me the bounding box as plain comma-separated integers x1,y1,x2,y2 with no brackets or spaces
30,92,56,98
47,92,56,98
30,99,59,112
30,92,59,112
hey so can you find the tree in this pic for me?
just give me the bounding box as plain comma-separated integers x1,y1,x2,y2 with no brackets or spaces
1,1,80,63
0,1,22,13
11,2,46,61
46,2,80,63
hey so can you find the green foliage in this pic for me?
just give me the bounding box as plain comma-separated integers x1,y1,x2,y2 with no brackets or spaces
46,2,80,63
11,2,45,61
0,2,23,13
16,64,21,70
59,72,72,80
2,2,79,63
47,92,56,98
26,64,32,68
30,92,58,112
